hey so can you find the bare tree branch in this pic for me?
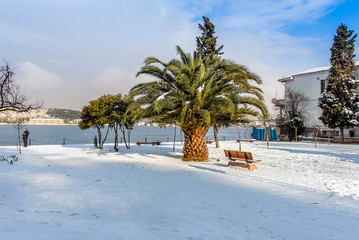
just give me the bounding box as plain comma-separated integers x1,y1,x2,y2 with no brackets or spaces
0,59,42,112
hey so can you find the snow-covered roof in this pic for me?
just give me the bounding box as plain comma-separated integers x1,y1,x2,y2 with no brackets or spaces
279,61,359,82
296,61,359,76
295,66,330,75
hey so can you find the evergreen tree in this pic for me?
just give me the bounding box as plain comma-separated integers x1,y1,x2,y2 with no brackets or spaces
196,16,224,59
197,16,225,147
106,94,127,151
79,95,112,149
318,23,359,143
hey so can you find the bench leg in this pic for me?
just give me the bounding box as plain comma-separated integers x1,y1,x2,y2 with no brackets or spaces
228,161,258,171
247,164,258,171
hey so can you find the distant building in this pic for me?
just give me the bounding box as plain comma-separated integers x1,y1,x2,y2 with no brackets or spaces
274,62,359,139
27,118,65,125
0,109,80,125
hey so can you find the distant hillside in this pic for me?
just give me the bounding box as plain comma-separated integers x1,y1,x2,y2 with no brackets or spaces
46,108,81,123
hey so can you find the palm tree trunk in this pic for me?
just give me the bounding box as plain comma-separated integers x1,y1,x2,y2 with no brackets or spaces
182,126,209,161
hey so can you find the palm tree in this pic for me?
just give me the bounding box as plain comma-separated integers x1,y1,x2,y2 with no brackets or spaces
130,46,267,161
209,61,268,147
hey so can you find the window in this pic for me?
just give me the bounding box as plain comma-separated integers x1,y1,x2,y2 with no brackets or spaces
320,79,326,93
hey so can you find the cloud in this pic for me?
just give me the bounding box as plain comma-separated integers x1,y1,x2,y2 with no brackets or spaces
0,0,350,111
215,0,339,29
186,0,338,62
16,61,62,90
89,66,139,96
15,61,64,108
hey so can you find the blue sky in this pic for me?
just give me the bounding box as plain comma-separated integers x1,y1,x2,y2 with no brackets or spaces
0,0,358,110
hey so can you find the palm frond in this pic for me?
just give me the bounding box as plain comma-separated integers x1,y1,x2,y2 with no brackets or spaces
131,46,268,127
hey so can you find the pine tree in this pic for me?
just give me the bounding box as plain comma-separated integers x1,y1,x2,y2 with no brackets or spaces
196,16,224,147
318,23,359,143
196,16,224,59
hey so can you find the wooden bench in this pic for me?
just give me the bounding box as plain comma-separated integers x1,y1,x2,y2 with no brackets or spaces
224,150,261,171
136,141,161,146
236,139,256,142
206,140,214,144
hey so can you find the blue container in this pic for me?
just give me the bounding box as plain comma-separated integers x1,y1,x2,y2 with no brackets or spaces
253,128,277,140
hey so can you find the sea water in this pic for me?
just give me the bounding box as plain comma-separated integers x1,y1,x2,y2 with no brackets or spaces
0,125,253,146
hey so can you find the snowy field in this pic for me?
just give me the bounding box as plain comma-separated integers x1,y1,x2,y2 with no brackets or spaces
0,141,358,240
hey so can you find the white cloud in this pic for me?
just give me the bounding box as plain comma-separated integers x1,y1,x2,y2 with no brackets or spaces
16,61,62,90
219,0,339,30
15,61,64,108
0,0,351,110
90,66,138,96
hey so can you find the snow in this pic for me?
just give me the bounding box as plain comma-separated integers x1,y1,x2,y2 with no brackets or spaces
296,66,330,75
295,61,359,76
1,141,359,240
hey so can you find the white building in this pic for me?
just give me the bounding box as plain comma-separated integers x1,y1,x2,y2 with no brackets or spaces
275,62,359,139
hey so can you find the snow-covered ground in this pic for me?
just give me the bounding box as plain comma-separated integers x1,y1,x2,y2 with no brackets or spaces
0,141,358,240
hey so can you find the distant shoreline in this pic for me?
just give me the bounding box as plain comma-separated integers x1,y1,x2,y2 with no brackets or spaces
0,123,76,126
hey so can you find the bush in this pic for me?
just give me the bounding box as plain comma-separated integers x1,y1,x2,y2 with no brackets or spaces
285,117,304,141
0,155,19,165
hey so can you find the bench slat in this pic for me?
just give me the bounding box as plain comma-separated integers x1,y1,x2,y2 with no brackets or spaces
227,158,261,163
136,141,161,146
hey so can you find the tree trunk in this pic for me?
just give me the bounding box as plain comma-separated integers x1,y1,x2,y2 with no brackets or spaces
182,126,209,161
120,126,129,149
237,127,241,152
127,129,132,149
114,124,119,151
340,126,344,144
213,126,220,148
173,126,176,152
101,126,110,147
17,126,21,154
97,127,102,149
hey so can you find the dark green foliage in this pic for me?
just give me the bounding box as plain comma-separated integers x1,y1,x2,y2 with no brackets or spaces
195,17,269,146
318,23,359,143
106,94,137,150
79,95,112,149
79,94,138,150
196,16,224,59
131,46,267,160
132,46,266,130
285,117,304,141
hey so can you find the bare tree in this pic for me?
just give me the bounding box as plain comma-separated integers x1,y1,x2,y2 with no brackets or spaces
283,89,308,141
0,60,41,112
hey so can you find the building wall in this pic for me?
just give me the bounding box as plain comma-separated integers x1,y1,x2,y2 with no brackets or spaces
283,70,329,126
278,64,359,138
